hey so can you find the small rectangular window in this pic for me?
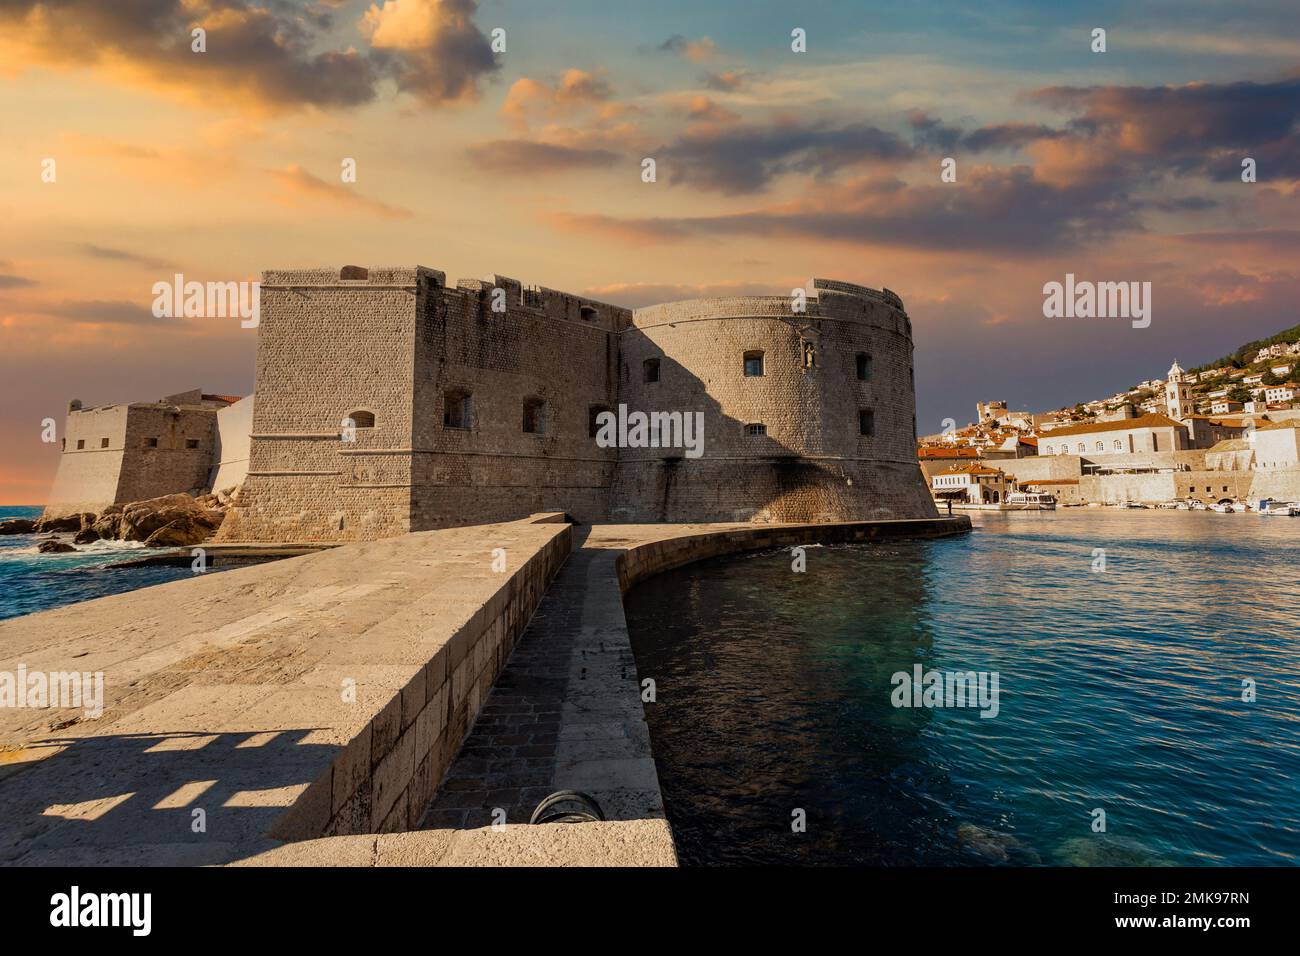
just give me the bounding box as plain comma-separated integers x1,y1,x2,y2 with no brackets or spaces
146,437,159,448
100,437,109,448
76,439,85,450
859,409,874,437
856,353,872,381
186,439,199,449
643,358,661,383
744,423,766,436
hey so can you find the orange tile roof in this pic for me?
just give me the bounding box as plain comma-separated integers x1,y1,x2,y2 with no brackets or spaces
941,464,1004,476
918,446,981,459
1037,413,1187,439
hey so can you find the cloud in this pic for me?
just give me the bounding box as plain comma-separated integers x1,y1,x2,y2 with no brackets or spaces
37,299,168,327
548,166,1142,254
908,112,1063,153
657,119,915,194
360,0,498,107
1030,75,1300,181
0,0,497,113
466,140,619,174
78,245,177,271
658,35,717,62
500,69,614,129
544,212,692,245
581,280,785,309
700,70,752,92
267,166,415,219
0,274,38,289
667,94,740,126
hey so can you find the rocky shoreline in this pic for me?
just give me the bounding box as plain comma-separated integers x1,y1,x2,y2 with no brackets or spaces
0,487,238,553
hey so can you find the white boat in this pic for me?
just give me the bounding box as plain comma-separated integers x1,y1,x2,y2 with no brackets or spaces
1175,501,1191,510
1005,492,1057,510
1156,501,1180,509
1121,501,1148,509
1210,502,1235,513
1189,499,1207,511
1258,499,1299,516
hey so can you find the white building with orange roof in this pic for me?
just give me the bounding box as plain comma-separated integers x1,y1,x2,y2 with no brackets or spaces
930,463,1010,505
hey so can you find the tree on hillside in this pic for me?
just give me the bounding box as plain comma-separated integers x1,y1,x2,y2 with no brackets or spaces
1227,384,1252,403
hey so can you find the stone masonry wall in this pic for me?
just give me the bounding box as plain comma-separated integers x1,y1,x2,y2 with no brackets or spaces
217,268,426,542
407,276,624,528
43,405,130,516
612,279,936,521
270,519,573,839
43,402,216,517
218,267,938,540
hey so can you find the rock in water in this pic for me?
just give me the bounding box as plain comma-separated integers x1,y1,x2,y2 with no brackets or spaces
92,510,122,540
73,527,101,544
118,494,206,541
1055,835,1170,867
143,517,213,548
956,823,1041,864
0,518,36,535
38,539,77,553
33,513,91,533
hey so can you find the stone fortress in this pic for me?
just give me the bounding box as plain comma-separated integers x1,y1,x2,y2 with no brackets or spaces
44,266,937,539
43,389,252,517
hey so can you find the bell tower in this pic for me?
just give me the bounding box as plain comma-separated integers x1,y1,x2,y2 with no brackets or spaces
1166,360,1192,420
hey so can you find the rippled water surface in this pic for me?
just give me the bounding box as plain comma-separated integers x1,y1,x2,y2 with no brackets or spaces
623,511,1300,866
0,505,236,621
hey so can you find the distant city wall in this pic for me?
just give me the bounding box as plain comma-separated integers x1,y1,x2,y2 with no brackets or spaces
43,402,216,518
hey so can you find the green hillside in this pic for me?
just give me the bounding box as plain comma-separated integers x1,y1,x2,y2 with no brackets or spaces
1191,323,1300,373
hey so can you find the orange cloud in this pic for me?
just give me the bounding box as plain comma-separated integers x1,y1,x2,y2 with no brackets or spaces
266,166,415,220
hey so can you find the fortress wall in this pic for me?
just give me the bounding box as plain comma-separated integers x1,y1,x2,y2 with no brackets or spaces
1080,471,1256,504
116,405,216,502
209,395,255,492
612,281,935,522
1250,469,1300,501
42,405,130,517
407,279,623,528
992,456,1083,482
214,268,936,538
217,268,426,542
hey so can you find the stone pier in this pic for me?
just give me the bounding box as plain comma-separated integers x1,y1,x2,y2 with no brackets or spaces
0,514,968,866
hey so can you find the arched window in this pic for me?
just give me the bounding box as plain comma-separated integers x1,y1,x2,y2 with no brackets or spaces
744,423,767,436
347,410,376,428
444,389,473,429
522,397,546,434
643,358,661,383
743,350,764,377
857,353,872,381
1095,441,1103,451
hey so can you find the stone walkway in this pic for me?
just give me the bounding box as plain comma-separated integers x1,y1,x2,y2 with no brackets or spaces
419,530,664,830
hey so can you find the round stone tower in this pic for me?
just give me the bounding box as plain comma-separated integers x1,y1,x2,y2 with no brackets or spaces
610,278,937,523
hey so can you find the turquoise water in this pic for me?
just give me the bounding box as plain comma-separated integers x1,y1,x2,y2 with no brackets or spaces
0,505,227,621
623,510,1300,866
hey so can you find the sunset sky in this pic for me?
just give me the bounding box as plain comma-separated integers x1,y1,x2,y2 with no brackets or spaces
2,0,1298,502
